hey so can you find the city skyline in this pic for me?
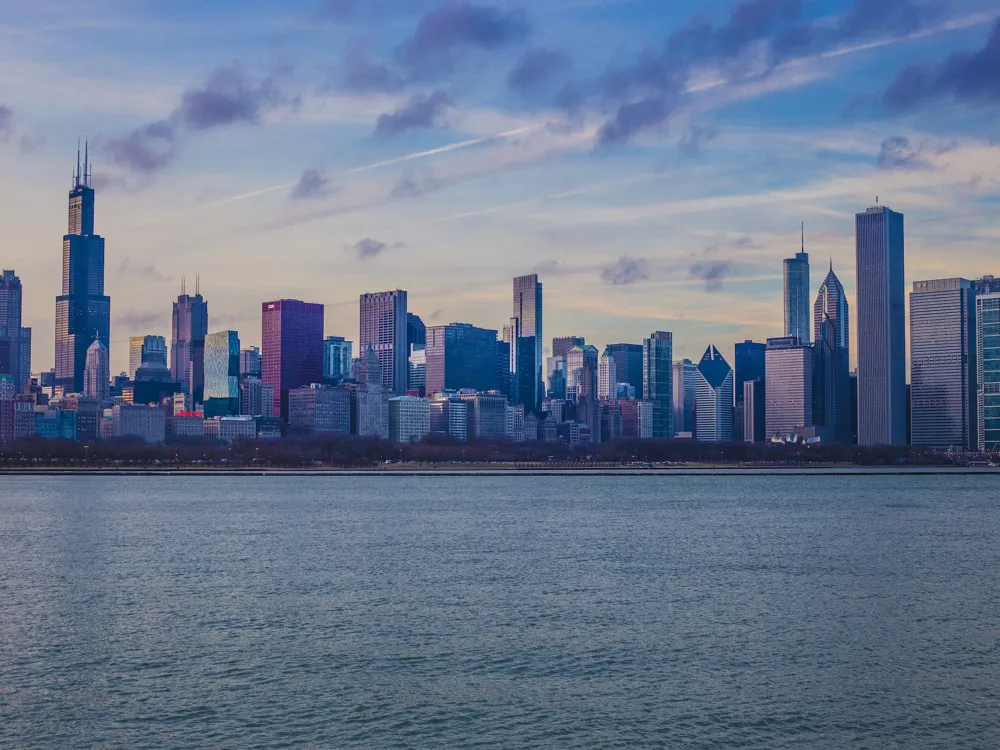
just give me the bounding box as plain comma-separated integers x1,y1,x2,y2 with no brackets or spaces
1,1,998,375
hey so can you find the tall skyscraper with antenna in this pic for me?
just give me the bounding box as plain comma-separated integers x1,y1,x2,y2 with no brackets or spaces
783,223,810,344
55,141,111,394
170,276,208,403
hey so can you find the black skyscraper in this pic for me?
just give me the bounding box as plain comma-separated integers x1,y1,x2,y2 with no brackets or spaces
55,143,110,394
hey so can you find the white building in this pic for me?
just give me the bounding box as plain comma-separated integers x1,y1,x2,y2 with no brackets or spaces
597,351,617,400
218,415,257,443
694,346,734,442
83,340,110,403
765,337,813,438
389,396,430,443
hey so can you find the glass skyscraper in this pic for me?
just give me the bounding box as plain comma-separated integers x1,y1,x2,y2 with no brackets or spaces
513,274,543,413
360,290,408,394
262,299,324,421
734,340,766,442
695,346,734,442
323,336,353,382
783,228,810,344
129,335,167,379
642,332,673,438
813,264,851,444
425,323,499,395
204,330,241,415
171,282,208,402
0,270,31,394
976,293,1000,451
672,359,697,437
910,278,976,449
605,343,644,399
55,145,110,394
856,205,906,446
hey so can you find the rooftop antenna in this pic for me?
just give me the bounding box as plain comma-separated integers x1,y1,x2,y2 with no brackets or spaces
75,138,81,188
195,274,200,296
181,274,186,296
801,221,804,253
83,137,89,188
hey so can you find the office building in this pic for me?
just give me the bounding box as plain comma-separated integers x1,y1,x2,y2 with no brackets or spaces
288,384,351,434
425,323,499,395
240,377,265,417
360,290,408,394
113,404,166,444
262,299,324,421
743,380,763,442
429,394,469,442
170,280,208,402
549,336,583,398
240,346,262,379
513,275,543,412
13,394,35,441
458,391,508,439
908,278,976,449
856,204,906,446
598,349,617,400
83,340,109,403
203,330,240,416
215,415,256,444
407,313,426,352
565,345,598,402
0,270,32,393
814,262,849,350
552,336,585,359
784,225,810,344
695,345,733,442
642,332,673,438
599,400,623,442
389,396,431,443
620,399,654,439
605,343,644,399
35,406,77,440
814,317,852,443
0,375,13,448
356,386,390,439
323,336,353,382
977,293,1000,451
409,347,426,395
55,145,110,394
128,335,167,380
734,340,766,442
765,337,813,438
672,359,697,437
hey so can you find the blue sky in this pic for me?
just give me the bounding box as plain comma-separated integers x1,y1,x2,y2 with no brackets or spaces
1,0,999,373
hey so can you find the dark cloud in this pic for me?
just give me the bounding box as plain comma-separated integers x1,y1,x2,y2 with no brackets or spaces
291,168,334,200
338,44,405,93
118,257,170,282
601,256,651,286
678,124,719,157
401,2,530,77
390,168,442,198
0,105,12,140
375,90,453,137
428,308,444,321
883,19,1000,112
689,259,731,291
507,48,571,92
876,136,930,169
348,237,404,259
101,120,178,174
176,64,286,130
597,97,673,148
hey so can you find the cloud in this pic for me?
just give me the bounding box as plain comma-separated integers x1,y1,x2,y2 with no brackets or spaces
101,120,177,174
689,259,732,291
337,44,404,93
390,168,442,198
374,90,453,137
508,48,571,92
678,124,719,157
597,97,674,148
601,256,650,285
291,168,334,200
401,2,531,77
0,105,12,140
348,237,404,259
533,258,560,274
876,136,931,169
19,133,45,154
116,310,165,330
118,257,170,282
883,18,1000,112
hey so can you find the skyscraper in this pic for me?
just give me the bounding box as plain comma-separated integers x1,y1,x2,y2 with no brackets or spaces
856,204,906,446
734,340,766,442
567,344,599,432
598,349,617,400
642,332,673,438
813,263,851,444
909,279,976,449
977,293,1000,451
425,323,499,395
240,346,262,379
814,262,849,350
695,346,734,442
262,299,324,421
204,330,241,416
55,144,110,394
783,225,810,344
672,359,697,437
513,275,543,412
323,336,353,382
83,339,110,403
605,343,644,399
359,290,408,394
171,280,208,402
765,336,813,438
128,335,167,379
0,270,31,394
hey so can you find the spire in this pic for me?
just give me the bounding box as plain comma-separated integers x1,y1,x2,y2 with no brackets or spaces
801,221,804,253
181,275,186,296
83,137,90,188
195,275,200,296
74,138,81,188
829,257,833,273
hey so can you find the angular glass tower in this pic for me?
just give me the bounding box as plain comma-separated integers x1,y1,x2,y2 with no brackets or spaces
856,205,906,446
783,225,810,345
55,143,110,394
695,345,734,442
813,264,852,444
642,332,673,438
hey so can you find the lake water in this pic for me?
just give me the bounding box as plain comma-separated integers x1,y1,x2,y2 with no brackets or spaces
1,475,999,748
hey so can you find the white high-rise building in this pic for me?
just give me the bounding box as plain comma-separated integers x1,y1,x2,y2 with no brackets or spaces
765,337,814,438
83,340,109,403
598,351,617,400
695,346,733,442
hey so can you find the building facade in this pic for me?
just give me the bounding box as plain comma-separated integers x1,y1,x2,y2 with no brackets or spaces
288,384,351,434
203,330,241,415
240,346,262,379
359,290,408,394
170,284,208,402
783,230,810,344
83,340,110,403
765,337,814,438
512,275,543,412
425,323,499,396
856,204,907,446
55,148,110,395
389,396,431,443
262,299,325,421
323,336,353,382
604,343,643,399
695,345,734,442
977,293,1000,451
113,404,166,444
672,359,697,437
598,350,617,400
734,340,766,442
0,270,32,394
642,332,673,438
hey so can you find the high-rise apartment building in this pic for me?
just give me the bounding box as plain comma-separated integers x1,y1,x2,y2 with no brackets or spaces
734,340,766,441
171,281,208,402
262,299,324,421
783,226,810,344
642,332,673,438
513,275,543,412
425,323,499,395
0,270,31,394
605,343,644,399
765,336,813,438
695,346,733,442
908,278,976,449
566,345,598,402
288,384,351,434
976,293,1000,451
83,340,110,403
360,290,408,394
856,204,906,445
598,349,617,400
672,359,697,437
548,336,584,399
389,396,431,443
204,331,241,415
55,146,110,394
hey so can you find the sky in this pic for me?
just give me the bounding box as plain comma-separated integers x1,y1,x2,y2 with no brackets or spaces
1,0,999,374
